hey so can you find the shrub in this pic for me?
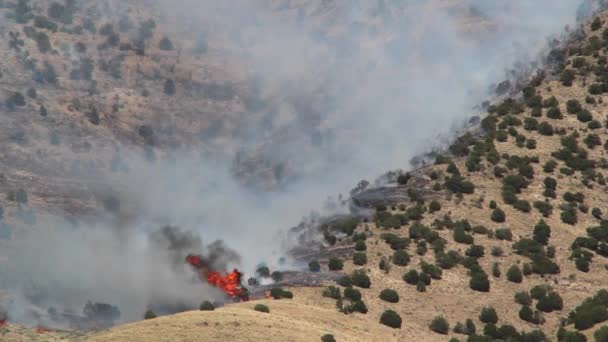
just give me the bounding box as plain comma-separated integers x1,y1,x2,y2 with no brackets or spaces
561,69,576,86
323,286,341,299
567,99,582,114
578,109,593,123
470,272,490,292
159,37,174,50
479,307,498,324
355,240,367,251
491,246,504,257
336,276,352,288
353,252,367,266
584,134,602,149
270,287,293,300
495,228,513,241
429,316,449,334
380,310,402,328
328,258,344,271
429,200,441,213
515,291,532,306
547,107,562,119
403,270,419,285
595,326,608,342
321,334,336,342
343,287,361,301
351,270,371,288
538,122,554,136
491,208,506,223
507,265,523,283
543,160,557,173
271,271,283,282
392,250,410,266
144,310,156,319
309,260,321,272
518,305,538,324
492,263,501,278
254,304,270,313
466,245,485,258
454,226,474,244
379,289,399,303
568,290,608,330
537,291,563,313
533,220,551,245
200,301,215,311
561,207,578,225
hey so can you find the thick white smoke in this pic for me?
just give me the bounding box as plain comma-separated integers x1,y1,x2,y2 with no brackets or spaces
0,0,591,326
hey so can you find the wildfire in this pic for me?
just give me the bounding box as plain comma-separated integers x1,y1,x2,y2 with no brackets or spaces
185,254,246,298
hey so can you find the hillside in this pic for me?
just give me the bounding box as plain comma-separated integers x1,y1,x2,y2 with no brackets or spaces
2,1,608,342
81,8,608,342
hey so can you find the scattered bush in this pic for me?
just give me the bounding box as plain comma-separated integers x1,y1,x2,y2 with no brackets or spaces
379,289,399,303
321,334,336,342
144,310,156,319
254,304,270,313
309,260,321,272
491,208,506,223
380,310,402,329
429,316,450,334
507,265,523,283
328,258,344,271
200,301,215,311
323,286,341,299
353,252,367,266
351,270,371,288
343,287,361,301
479,307,498,324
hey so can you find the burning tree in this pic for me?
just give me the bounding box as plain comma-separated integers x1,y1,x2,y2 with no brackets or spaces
185,254,248,300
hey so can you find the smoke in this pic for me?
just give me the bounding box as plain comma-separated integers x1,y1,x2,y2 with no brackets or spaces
0,0,593,327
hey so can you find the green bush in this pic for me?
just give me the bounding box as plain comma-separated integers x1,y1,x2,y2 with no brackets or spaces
355,240,367,251
568,290,608,330
507,265,523,283
578,109,593,123
343,287,361,301
594,326,608,342
533,220,551,245
380,310,402,328
254,304,270,313
323,286,341,299
353,252,367,266
491,208,506,223
309,260,321,272
200,301,215,311
336,276,352,288
429,316,450,334
392,250,410,266
270,287,293,300
328,258,344,271
466,245,485,258
515,291,532,306
469,271,490,292
479,307,498,324
379,289,399,303
495,228,513,241
567,99,582,114
429,200,441,213
321,334,336,342
403,269,419,285
538,122,554,136
492,263,501,278
351,270,371,288
144,309,156,319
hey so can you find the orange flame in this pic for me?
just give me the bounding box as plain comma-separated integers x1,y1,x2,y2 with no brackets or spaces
0,319,6,327
185,254,244,298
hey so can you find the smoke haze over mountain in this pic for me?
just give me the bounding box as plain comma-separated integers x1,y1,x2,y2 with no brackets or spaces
0,0,592,326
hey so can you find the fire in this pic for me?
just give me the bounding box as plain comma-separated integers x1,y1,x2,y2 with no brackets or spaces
0,319,6,327
185,254,246,298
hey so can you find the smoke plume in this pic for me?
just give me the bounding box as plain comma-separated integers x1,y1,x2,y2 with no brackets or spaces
0,0,596,327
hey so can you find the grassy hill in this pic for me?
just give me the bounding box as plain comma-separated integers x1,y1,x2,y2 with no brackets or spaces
78,9,608,342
